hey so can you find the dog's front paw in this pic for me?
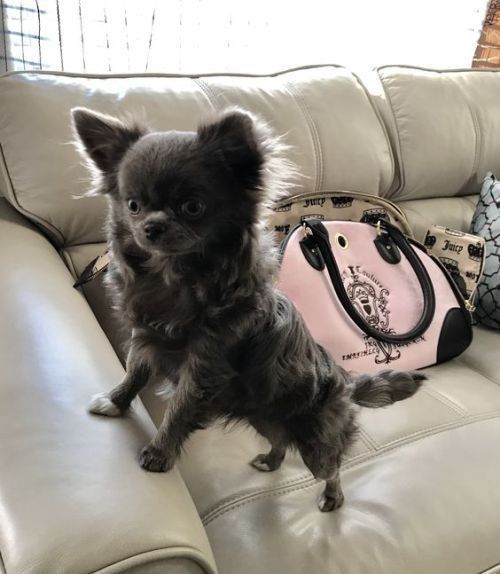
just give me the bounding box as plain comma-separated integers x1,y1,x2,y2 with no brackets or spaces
88,393,122,417
318,490,345,512
139,444,172,472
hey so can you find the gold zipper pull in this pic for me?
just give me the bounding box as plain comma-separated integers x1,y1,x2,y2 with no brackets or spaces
464,296,476,313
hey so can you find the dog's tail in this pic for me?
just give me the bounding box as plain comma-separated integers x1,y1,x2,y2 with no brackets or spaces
350,369,426,408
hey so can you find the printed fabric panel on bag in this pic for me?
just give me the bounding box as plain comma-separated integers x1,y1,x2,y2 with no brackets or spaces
423,225,485,310
269,190,412,245
278,219,472,374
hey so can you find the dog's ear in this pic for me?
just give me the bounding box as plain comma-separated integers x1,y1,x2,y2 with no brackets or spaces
72,107,145,173
197,110,264,187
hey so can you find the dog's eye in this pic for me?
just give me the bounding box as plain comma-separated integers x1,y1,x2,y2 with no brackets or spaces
128,199,141,214
181,199,205,220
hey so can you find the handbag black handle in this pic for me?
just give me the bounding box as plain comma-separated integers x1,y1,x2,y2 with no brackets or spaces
304,219,436,344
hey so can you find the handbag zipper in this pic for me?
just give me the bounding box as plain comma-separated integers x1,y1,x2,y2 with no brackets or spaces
462,251,486,313
410,237,475,315
273,189,412,236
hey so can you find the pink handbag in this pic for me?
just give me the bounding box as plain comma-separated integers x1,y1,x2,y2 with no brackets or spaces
278,219,472,373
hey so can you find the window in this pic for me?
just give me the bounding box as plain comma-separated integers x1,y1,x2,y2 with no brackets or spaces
0,0,490,74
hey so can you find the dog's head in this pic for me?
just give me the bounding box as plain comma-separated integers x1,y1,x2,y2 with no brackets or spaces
72,107,288,257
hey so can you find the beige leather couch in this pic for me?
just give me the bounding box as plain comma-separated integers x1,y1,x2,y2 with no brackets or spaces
0,65,499,574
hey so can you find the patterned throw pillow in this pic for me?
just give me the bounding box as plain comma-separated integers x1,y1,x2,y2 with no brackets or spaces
470,173,500,329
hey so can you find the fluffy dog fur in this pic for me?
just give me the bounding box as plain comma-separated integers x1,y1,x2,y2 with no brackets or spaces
73,107,425,512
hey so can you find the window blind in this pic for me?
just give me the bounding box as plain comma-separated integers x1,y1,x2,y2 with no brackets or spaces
0,1,491,75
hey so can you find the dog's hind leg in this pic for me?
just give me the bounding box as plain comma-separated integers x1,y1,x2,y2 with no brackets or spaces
318,469,344,512
250,444,287,472
249,420,288,472
299,443,346,512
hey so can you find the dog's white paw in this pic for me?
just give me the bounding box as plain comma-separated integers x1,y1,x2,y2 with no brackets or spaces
88,393,121,417
318,490,344,512
250,454,276,472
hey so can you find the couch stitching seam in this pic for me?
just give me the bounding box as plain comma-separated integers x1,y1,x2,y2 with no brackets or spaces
283,81,323,191
367,411,499,448
357,427,378,450
202,410,500,524
350,70,396,195
203,482,318,526
0,63,348,82
459,87,482,181
60,246,78,279
90,545,216,574
60,247,94,310
376,72,407,199
200,472,313,518
454,357,500,386
376,65,500,75
0,141,65,245
422,386,468,416
479,562,500,574
2,65,496,82
192,78,220,111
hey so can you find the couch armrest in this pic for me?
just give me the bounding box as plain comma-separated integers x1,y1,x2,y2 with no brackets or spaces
0,199,217,574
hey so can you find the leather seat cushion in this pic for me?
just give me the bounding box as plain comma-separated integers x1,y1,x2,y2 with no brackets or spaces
376,66,500,202
62,192,500,574
175,327,500,574
0,199,216,574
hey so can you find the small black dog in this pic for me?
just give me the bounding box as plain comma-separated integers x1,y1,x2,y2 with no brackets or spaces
73,107,424,511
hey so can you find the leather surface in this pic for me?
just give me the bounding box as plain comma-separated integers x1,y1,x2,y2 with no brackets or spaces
0,199,216,574
2,66,500,574
174,329,500,574
396,195,478,242
62,242,127,362
377,66,500,202
202,417,500,574
0,67,394,246
62,218,500,574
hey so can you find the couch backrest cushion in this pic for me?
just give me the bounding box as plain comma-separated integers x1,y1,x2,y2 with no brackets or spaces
0,66,394,247
376,66,500,202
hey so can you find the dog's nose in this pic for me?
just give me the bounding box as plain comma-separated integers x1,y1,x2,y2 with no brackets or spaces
144,221,166,241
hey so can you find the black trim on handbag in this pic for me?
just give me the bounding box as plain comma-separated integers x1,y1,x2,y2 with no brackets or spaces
302,219,437,344
278,218,472,371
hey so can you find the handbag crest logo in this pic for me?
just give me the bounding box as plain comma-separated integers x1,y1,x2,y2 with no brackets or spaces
341,266,423,365
345,265,390,330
